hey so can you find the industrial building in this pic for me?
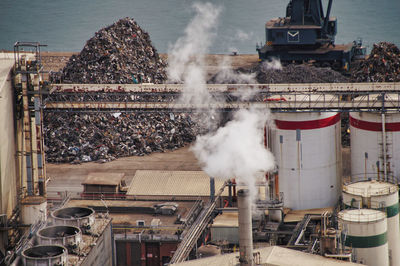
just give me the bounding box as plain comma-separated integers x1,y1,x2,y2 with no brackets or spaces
1,42,400,266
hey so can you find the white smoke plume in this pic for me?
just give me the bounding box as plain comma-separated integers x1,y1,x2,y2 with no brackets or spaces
167,2,276,202
213,56,259,101
167,2,221,128
214,56,256,84
191,108,275,200
261,58,282,70
167,2,220,83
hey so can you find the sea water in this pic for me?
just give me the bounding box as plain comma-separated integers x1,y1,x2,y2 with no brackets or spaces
0,0,399,53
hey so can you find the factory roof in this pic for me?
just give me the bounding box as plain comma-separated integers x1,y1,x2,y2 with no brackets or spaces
66,199,194,234
82,172,125,186
127,170,228,197
284,207,333,223
173,246,360,266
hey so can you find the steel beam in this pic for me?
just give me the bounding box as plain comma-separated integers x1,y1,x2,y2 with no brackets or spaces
50,82,400,93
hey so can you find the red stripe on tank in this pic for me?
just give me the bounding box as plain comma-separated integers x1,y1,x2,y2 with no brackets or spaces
275,113,340,130
350,115,400,132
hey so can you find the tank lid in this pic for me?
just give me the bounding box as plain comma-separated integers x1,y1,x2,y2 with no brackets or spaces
51,207,94,220
22,245,66,259
339,209,386,223
38,225,81,239
343,180,398,197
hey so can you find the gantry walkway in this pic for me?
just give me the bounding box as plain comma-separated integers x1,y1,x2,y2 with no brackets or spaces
44,83,400,112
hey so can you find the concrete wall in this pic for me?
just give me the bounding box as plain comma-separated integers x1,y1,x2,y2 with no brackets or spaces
0,57,18,217
81,220,113,266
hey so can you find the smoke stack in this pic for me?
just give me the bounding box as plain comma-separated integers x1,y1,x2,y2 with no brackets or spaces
238,189,253,266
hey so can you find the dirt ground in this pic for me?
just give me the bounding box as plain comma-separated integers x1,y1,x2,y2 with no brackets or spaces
46,146,202,198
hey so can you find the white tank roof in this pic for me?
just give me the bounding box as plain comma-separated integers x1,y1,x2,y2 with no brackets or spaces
343,180,398,197
339,209,386,223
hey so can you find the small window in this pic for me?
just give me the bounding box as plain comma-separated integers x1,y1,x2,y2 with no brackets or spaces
136,220,145,227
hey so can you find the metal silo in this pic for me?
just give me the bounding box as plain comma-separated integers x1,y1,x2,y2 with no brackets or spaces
22,245,68,266
342,180,400,266
338,209,388,266
271,112,341,210
350,111,400,182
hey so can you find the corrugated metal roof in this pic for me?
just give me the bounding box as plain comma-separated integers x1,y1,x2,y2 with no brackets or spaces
127,170,228,197
82,172,125,186
173,246,360,266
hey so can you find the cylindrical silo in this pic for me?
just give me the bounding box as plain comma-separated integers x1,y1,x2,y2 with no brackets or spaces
51,207,95,234
339,209,388,266
271,112,341,210
22,245,68,266
350,111,400,182
37,225,82,252
342,180,400,266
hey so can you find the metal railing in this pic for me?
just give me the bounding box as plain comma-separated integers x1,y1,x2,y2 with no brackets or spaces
338,209,387,223
43,82,400,112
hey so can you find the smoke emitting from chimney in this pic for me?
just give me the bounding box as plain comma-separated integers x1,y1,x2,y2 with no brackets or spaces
167,2,276,202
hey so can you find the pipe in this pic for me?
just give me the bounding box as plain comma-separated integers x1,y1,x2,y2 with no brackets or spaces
238,189,253,266
381,113,387,181
377,162,380,182
232,179,237,198
275,173,279,199
228,181,232,207
210,177,215,202
364,152,368,180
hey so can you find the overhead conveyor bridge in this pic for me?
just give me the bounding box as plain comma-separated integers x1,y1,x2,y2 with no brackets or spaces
44,83,400,113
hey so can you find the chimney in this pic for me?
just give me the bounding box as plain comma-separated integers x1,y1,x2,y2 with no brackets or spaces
238,189,253,266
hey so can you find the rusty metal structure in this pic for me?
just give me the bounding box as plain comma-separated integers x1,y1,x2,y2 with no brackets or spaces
13,42,47,197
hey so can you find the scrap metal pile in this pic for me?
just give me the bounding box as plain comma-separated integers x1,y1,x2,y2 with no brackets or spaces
207,62,348,84
255,64,348,83
52,17,167,84
44,112,208,163
350,42,400,82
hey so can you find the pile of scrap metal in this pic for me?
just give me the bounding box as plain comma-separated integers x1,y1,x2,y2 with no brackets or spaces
44,112,212,163
51,17,167,84
351,42,400,82
254,63,348,84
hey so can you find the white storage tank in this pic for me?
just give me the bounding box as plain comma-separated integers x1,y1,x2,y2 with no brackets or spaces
338,209,388,266
350,111,400,182
342,180,400,266
271,112,341,210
